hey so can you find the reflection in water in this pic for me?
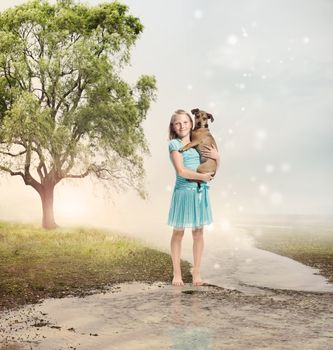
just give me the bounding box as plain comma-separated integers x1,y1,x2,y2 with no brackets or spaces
167,290,214,349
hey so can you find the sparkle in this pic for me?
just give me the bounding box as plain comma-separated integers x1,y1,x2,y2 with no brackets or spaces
256,129,267,141
228,129,233,134
194,10,203,19
259,184,268,195
281,162,291,173
241,107,245,112
238,206,244,212
265,164,275,173
166,185,172,192
208,101,216,108
261,75,267,80
206,223,214,231
302,36,310,44
241,27,248,38
227,34,238,45
187,84,193,90
213,263,220,269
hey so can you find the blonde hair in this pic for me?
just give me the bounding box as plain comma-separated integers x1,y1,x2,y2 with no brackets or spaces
168,109,193,140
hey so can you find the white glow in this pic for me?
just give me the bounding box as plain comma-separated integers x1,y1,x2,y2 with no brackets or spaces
259,184,269,195
281,162,291,173
227,34,238,45
241,27,248,38
194,10,203,19
187,84,193,90
55,189,89,220
206,223,214,231
302,36,310,44
256,129,267,141
265,164,275,173
214,263,220,269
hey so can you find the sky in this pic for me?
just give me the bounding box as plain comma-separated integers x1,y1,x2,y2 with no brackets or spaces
0,0,333,237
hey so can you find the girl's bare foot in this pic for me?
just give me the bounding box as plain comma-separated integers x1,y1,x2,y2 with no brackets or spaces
172,275,184,286
190,267,203,286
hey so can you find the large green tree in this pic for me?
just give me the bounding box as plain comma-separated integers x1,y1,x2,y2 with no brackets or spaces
0,0,156,229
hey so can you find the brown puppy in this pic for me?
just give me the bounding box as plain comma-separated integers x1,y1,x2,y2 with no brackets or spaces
179,108,217,175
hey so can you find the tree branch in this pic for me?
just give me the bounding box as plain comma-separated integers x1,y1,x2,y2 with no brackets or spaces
0,150,27,157
0,165,25,179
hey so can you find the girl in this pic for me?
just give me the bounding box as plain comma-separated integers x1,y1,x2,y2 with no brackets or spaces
167,109,220,286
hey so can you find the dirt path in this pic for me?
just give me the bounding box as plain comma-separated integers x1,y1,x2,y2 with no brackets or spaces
1,281,333,350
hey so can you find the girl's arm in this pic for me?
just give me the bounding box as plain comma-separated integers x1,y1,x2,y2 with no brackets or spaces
201,144,220,171
170,151,214,182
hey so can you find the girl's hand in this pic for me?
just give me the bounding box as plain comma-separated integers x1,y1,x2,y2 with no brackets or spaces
201,144,220,161
201,172,215,182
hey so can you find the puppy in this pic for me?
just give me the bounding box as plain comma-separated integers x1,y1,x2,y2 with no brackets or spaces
179,108,217,175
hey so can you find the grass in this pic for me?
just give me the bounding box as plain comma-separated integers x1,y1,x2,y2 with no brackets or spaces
0,221,191,311
244,224,333,283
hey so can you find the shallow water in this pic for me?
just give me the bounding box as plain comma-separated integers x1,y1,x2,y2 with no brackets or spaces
1,282,332,350
1,225,333,349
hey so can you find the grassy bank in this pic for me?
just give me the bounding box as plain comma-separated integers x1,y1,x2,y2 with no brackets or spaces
0,221,191,311
244,224,333,283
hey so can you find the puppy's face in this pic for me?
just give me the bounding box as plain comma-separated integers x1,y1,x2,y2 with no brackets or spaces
191,108,214,129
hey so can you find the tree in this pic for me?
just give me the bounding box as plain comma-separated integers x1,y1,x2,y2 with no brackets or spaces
0,0,157,229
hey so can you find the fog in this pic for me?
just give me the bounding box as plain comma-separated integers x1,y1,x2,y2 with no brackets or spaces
1,0,332,239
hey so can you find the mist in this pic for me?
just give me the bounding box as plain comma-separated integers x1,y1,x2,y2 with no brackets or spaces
1,0,332,239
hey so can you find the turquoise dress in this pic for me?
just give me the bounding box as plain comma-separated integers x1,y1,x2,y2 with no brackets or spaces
167,138,213,229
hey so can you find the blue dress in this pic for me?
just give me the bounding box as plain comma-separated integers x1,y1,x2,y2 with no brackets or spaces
167,138,213,229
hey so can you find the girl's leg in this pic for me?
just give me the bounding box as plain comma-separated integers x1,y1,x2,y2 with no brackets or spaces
170,228,185,286
191,227,204,286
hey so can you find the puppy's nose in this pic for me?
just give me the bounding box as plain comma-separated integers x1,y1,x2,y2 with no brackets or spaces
197,122,202,127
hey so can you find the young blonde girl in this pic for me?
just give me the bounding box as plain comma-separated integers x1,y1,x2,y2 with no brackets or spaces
167,109,220,286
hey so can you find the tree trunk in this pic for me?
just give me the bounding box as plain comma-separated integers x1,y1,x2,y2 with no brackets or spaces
39,184,58,229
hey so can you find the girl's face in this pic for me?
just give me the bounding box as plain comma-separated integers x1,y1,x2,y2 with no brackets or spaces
172,113,192,139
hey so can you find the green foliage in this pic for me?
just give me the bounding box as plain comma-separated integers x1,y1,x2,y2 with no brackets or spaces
0,0,156,198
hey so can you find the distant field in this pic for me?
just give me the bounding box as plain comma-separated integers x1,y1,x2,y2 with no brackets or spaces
244,224,333,283
0,221,191,311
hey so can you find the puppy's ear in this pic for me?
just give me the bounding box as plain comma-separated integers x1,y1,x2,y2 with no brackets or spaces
207,113,214,122
191,108,199,115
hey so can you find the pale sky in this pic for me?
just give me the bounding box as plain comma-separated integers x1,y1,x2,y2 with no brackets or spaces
0,0,332,237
